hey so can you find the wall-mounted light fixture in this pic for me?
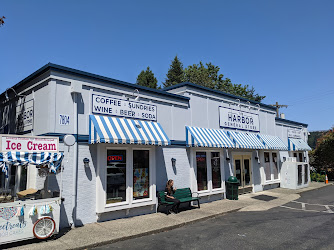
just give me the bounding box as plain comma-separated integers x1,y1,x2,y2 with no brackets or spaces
133,89,140,101
83,158,90,168
171,158,176,168
255,150,260,164
235,99,240,108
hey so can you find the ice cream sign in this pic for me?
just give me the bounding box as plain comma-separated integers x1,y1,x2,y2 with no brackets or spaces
0,135,59,153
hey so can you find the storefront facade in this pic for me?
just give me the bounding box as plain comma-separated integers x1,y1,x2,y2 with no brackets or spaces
0,64,311,228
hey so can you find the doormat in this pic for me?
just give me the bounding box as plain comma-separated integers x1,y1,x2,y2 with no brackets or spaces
251,195,278,202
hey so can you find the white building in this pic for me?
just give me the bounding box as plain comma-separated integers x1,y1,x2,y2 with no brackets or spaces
0,63,311,228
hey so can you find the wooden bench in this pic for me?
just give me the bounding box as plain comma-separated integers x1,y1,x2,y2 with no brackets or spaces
157,188,200,214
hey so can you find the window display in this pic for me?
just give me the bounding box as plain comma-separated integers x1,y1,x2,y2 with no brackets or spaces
211,152,221,189
264,152,271,181
133,150,149,200
106,150,126,204
272,153,278,179
196,152,207,191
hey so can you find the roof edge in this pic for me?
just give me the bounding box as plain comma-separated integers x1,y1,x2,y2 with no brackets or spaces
2,63,190,102
275,117,308,128
163,82,276,111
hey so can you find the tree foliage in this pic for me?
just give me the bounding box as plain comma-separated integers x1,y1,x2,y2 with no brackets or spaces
308,131,326,150
136,57,266,102
136,67,158,89
310,128,334,171
163,56,184,88
183,61,266,102
0,16,5,27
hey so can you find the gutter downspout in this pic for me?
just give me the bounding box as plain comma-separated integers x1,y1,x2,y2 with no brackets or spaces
71,91,79,228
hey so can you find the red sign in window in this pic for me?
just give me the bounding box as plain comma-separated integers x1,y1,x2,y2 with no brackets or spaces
107,155,123,162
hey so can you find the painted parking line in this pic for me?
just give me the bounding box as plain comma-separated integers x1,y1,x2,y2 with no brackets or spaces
280,205,323,213
280,201,334,214
290,200,334,207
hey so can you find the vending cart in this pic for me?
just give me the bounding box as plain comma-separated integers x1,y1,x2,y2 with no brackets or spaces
0,135,64,244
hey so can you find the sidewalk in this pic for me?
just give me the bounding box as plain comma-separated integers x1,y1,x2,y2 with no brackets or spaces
8,182,331,250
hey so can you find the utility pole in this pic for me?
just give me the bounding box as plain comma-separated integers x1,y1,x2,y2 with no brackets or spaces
270,102,288,117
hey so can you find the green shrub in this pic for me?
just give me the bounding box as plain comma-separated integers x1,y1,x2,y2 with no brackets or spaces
311,173,317,181
319,175,326,182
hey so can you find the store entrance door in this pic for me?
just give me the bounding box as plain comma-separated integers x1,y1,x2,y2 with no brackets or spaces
234,155,253,194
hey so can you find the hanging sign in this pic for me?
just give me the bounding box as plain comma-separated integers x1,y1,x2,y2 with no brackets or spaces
219,107,260,132
92,94,157,121
16,100,34,133
0,135,59,153
287,128,302,138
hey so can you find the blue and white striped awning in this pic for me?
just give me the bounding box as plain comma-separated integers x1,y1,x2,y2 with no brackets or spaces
89,115,170,146
186,126,235,148
0,152,64,177
228,131,265,149
288,138,312,151
257,134,288,151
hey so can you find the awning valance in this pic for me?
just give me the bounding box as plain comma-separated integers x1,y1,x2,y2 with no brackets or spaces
0,152,64,176
228,131,265,149
89,115,170,146
288,138,312,151
186,126,235,148
257,134,288,151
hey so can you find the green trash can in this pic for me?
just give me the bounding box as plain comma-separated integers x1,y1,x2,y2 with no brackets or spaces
226,176,239,200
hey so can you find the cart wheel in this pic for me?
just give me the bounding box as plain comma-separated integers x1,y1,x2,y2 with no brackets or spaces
33,217,56,239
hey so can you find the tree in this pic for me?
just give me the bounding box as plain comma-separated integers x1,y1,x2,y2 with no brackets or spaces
183,61,266,102
136,67,158,89
310,128,334,172
0,16,5,27
163,56,184,88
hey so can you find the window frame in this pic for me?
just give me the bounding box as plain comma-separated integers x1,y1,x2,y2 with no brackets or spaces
192,148,225,196
97,144,156,213
263,151,280,183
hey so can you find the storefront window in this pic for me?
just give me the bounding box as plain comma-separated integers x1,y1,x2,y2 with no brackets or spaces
264,152,280,181
133,150,149,200
211,152,221,189
106,150,127,204
264,152,271,181
196,152,207,191
272,153,278,179
20,167,27,191
298,153,304,162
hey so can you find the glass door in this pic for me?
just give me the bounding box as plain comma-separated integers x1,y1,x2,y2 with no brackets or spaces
234,155,252,194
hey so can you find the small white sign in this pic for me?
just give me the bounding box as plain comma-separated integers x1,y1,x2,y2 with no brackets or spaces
92,94,157,121
219,107,260,132
0,135,59,153
59,114,70,126
16,100,34,132
288,128,302,138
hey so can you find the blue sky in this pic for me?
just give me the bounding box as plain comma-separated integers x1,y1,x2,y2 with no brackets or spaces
1,0,333,131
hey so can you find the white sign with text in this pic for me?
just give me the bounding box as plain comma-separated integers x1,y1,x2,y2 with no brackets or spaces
0,135,59,153
219,106,260,132
287,128,302,138
16,100,34,132
92,94,157,121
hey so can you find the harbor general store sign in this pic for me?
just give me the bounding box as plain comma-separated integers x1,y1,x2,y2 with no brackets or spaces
92,94,157,121
219,106,260,132
0,135,59,153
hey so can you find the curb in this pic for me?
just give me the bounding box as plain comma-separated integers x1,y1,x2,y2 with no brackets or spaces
71,208,241,250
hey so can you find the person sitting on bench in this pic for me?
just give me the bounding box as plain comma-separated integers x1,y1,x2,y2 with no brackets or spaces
165,179,180,214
